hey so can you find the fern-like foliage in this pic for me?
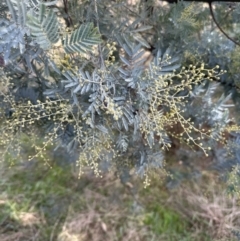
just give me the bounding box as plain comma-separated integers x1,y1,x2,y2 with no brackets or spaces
27,4,59,50
6,0,27,27
0,0,29,63
117,134,129,152
1,0,240,188
63,23,101,54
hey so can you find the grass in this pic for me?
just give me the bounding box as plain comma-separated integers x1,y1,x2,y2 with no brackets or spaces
0,135,240,240
143,205,187,235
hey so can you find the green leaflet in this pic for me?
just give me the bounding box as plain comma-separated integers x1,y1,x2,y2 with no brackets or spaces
27,4,59,50
63,22,102,54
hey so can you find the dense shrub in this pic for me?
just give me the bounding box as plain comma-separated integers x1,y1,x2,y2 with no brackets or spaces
0,0,240,188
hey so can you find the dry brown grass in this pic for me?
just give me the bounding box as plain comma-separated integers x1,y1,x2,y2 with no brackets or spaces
1,161,239,241
169,172,240,240
0,224,42,241
57,174,153,241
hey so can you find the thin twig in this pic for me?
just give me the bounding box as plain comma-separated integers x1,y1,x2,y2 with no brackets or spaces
209,2,240,46
211,6,235,33
62,0,73,27
94,0,105,70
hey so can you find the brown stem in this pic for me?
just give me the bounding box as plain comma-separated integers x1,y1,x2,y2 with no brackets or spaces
63,0,73,27
208,2,240,46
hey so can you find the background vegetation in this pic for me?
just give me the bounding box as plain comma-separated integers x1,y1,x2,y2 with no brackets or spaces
1,146,240,240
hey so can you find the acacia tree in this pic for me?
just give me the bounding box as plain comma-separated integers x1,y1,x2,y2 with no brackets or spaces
0,0,240,187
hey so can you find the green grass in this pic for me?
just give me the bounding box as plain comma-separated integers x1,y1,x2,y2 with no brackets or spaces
143,205,187,235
